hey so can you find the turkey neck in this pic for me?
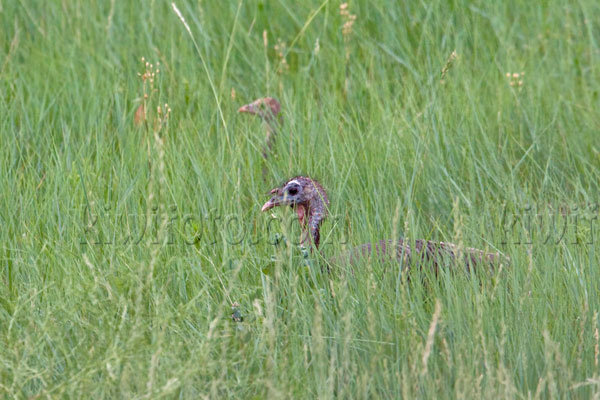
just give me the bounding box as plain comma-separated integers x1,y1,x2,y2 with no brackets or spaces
298,185,328,249
260,118,281,182
262,116,282,160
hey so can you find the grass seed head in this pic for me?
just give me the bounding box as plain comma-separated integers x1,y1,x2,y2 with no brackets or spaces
274,38,289,73
440,50,458,83
340,3,357,42
506,71,525,90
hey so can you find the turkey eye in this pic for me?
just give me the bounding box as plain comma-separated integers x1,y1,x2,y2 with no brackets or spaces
287,187,298,196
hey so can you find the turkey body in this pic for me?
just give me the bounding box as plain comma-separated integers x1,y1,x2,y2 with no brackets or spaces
261,176,509,273
330,238,508,272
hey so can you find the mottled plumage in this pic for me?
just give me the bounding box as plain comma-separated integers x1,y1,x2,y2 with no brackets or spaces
331,239,507,272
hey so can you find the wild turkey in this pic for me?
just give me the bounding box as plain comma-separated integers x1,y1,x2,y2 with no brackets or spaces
238,97,282,161
261,176,510,272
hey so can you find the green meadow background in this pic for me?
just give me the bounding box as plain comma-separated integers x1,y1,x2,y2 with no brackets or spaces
1,0,600,398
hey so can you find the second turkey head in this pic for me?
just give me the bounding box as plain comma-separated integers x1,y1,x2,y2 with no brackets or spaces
238,97,282,123
261,176,329,249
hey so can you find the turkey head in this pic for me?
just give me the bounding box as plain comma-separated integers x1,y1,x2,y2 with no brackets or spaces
261,176,329,249
238,97,282,124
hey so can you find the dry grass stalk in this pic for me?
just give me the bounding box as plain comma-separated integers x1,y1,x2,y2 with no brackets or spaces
595,311,599,368
422,300,442,376
440,50,457,83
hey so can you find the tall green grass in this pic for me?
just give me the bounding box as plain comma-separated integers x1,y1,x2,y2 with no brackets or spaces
1,0,599,397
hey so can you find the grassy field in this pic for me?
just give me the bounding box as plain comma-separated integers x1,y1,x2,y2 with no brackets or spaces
1,0,600,398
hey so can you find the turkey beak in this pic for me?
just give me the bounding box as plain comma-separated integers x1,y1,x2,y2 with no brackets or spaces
238,103,256,114
261,196,280,212
262,187,283,211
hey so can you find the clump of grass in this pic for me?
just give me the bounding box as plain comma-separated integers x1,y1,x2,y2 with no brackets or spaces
0,0,599,398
